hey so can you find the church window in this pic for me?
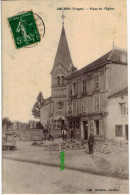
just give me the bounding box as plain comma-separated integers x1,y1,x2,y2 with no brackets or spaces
61,76,64,85
57,76,60,85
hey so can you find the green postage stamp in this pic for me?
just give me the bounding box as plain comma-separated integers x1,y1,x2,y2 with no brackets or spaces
8,11,41,49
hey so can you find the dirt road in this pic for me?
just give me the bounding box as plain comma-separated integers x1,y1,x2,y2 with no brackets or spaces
3,159,128,194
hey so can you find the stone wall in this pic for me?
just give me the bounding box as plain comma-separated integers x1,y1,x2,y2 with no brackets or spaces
3,129,43,141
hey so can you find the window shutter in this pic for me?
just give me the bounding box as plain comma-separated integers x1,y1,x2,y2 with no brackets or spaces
88,121,91,133
87,75,93,95
99,120,103,135
92,120,96,135
89,120,94,133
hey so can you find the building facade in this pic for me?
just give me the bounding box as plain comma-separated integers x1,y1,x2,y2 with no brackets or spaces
40,20,128,140
65,48,127,140
106,87,128,141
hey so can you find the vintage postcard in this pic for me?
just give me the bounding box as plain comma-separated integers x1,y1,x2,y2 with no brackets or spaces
2,0,128,194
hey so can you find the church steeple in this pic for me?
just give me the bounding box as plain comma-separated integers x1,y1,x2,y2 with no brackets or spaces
51,12,73,73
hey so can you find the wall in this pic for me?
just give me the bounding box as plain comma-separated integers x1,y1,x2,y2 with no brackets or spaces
40,103,50,126
105,95,128,141
3,129,43,141
67,67,106,116
107,64,127,93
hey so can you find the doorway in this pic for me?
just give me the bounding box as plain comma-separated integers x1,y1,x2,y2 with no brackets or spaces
83,121,88,140
125,125,128,140
95,120,99,135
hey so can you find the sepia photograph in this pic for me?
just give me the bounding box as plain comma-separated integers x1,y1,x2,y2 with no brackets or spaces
2,0,128,194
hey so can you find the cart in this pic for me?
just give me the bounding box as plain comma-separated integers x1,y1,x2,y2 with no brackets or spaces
2,132,17,151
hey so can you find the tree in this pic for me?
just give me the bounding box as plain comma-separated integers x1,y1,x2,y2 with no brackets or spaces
32,92,44,119
2,117,12,130
36,121,43,129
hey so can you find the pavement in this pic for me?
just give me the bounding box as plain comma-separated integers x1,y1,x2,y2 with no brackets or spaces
2,139,129,180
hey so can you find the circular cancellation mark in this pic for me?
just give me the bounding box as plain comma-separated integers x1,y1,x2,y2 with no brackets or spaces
25,12,45,48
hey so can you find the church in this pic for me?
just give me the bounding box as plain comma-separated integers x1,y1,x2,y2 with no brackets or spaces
40,13,128,141
40,15,77,131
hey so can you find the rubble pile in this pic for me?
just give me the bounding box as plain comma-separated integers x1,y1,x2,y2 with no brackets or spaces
93,140,128,154
31,139,128,154
60,140,87,150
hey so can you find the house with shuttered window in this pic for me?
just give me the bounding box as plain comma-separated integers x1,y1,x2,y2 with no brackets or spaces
106,87,128,141
65,47,127,141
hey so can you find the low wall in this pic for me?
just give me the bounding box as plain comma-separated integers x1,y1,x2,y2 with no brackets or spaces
3,128,81,141
3,129,43,141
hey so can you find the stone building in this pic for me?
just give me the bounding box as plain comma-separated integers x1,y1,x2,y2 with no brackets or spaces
40,17,128,140
106,87,128,141
65,48,127,140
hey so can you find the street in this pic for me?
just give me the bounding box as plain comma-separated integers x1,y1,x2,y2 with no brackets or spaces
3,159,128,194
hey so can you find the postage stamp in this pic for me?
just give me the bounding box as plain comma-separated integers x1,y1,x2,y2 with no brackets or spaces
8,11,41,49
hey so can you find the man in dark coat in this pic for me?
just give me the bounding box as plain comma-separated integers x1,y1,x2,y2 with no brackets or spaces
88,133,94,154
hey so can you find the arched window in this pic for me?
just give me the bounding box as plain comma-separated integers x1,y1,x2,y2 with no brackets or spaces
61,76,64,85
57,76,60,85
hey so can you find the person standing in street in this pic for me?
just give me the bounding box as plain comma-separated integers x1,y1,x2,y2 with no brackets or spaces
61,129,68,141
48,125,54,141
88,133,94,154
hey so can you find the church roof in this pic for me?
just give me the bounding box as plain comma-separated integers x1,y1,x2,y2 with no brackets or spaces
51,26,73,73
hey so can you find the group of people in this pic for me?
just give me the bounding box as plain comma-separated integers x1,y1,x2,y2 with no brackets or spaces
43,124,75,142
61,128,75,141
42,123,95,154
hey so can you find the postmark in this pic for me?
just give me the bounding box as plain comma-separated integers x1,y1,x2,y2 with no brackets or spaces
8,11,45,49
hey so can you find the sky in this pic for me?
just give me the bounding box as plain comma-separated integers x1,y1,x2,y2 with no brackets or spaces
2,0,127,122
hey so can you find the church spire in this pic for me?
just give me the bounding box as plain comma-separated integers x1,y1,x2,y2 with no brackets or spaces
51,11,73,73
